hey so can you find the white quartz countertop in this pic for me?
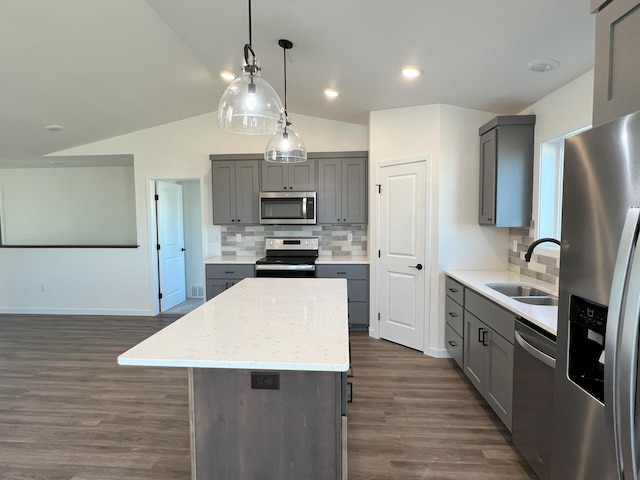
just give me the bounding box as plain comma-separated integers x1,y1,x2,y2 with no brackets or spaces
445,270,558,336
204,254,369,264
118,278,350,372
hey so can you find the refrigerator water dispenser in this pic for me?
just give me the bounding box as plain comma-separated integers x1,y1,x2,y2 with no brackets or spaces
568,295,608,402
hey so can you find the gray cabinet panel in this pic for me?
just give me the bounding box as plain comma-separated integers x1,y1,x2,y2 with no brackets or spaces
465,289,515,343
342,158,367,224
261,160,316,191
348,302,368,331
191,368,342,479
478,116,535,227
212,160,260,225
211,162,236,224
317,157,367,224
445,295,464,337
445,323,463,369
485,329,514,430
205,264,254,299
456,280,515,431
317,264,369,331
479,129,497,224
463,312,486,391
445,277,464,306
317,160,342,223
593,0,640,126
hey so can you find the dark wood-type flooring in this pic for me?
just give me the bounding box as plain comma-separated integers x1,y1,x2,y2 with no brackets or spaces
0,314,536,479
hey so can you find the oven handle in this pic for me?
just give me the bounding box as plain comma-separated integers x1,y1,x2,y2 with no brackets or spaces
255,264,316,271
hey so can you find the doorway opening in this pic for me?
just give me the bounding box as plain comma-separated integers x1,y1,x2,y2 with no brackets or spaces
151,178,204,314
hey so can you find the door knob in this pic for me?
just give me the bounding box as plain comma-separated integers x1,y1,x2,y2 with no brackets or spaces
181,248,186,252
409,263,423,270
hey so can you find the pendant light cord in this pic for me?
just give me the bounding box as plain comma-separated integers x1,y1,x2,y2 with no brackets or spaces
243,0,257,71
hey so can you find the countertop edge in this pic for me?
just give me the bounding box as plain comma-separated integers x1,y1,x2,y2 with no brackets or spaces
117,356,350,372
445,269,558,336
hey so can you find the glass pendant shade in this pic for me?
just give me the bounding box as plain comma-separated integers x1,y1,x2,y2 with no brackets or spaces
264,125,307,163
217,66,284,135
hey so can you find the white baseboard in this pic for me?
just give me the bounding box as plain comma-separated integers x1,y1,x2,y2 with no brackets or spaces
0,307,154,316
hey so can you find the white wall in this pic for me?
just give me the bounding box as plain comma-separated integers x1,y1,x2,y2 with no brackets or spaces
0,112,368,315
369,104,507,357
519,69,594,234
0,166,136,245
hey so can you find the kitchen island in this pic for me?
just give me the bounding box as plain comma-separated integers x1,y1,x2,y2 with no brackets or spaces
118,278,350,480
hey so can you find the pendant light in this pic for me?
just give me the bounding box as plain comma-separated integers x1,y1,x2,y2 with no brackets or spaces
217,0,284,135
264,39,307,163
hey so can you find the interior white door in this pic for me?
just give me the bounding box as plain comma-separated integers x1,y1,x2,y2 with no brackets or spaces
378,160,427,351
156,181,186,311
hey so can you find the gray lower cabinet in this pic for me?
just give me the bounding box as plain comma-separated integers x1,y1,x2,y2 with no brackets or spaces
211,159,260,224
478,115,535,227
205,264,255,300
317,157,367,224
593,0,640,126
261,160,316,191
317,264,369,331
463,289,515,431
444,277,464,368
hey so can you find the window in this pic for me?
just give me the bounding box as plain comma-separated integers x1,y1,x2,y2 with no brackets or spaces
537,127,590,245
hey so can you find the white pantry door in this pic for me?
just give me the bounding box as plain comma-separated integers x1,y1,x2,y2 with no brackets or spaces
156,181,186,311
378,160,427,351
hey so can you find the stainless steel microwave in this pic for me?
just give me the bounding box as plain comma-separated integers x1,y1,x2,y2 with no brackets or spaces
259,191,317,225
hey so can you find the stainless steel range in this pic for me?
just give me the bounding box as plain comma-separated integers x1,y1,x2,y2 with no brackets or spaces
255,237,319,278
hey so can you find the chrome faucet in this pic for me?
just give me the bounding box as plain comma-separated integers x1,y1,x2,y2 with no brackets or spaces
524,237,561,262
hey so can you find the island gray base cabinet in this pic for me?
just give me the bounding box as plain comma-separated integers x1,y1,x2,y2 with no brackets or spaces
189,368,344,480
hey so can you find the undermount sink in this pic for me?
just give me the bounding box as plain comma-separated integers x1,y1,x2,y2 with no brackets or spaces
485,282,558,307
486,283,551,297
511,296,559,306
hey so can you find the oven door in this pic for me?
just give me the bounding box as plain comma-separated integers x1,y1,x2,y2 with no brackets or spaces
255,264,316,278
259,192,316,225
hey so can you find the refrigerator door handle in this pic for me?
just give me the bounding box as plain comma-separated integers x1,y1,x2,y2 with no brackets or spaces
606,207,640,480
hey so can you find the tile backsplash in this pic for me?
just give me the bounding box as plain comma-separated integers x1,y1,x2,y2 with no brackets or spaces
220,225,367,257
508,227,560,290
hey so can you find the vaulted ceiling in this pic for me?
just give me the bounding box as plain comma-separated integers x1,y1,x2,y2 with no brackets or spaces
0,0,595,166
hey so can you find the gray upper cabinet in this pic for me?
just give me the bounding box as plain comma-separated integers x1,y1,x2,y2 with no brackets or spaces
317,156,367,224
593,0,640,126
261,160,316,191
478,115,535,227
211,159,260,225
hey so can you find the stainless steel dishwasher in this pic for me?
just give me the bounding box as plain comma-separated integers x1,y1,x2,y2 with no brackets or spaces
512,318,556,480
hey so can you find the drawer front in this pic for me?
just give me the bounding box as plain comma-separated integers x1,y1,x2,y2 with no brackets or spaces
206,264,255,280
316,264,368,279
465,289,515,343
445,324,463,369
445,276,464,306
445,296,464,337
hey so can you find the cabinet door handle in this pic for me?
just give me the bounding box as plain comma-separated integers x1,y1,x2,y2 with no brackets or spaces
448,340,458,347
225,271,234,274
343,218,347,222
448,288,458,293
481,330,489,346
478,327,484,343
237,219,241,222
337,271,347,275
448,312,458,317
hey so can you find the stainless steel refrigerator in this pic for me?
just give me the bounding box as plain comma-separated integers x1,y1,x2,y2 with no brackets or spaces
553,108,640,480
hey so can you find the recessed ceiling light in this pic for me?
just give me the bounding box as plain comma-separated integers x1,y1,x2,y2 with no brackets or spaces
527,59,560,73
324,88,339,98
401,66,421,78
44,124,64,132
220,71,235,82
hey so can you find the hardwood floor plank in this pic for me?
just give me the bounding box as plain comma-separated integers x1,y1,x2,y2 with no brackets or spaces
0,315,536,479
